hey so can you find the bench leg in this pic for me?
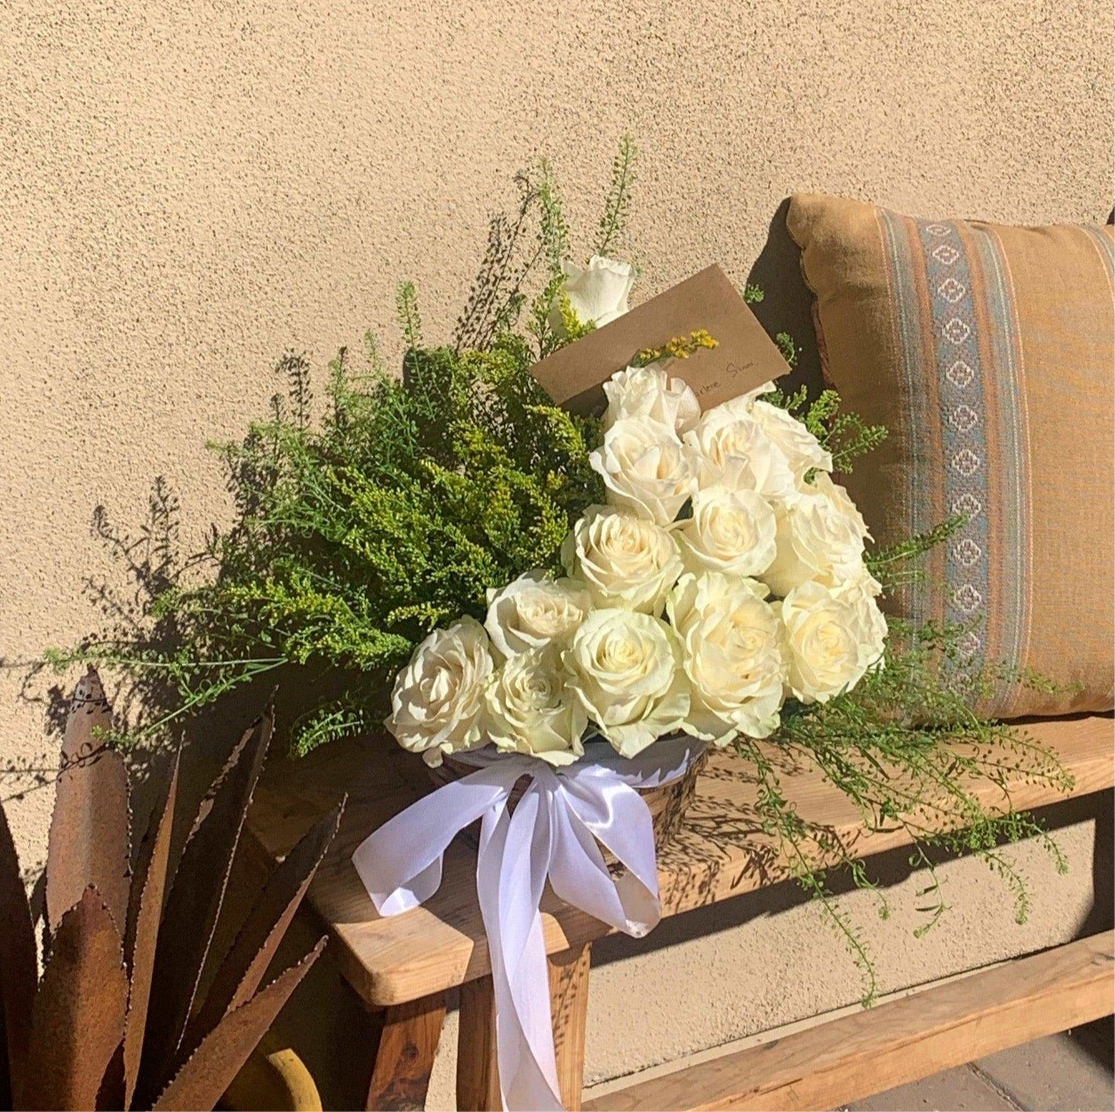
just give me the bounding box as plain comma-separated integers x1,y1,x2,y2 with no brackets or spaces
366,994,447,1111
456,942,592,1111
457,976,501,1111
549,943,591,1111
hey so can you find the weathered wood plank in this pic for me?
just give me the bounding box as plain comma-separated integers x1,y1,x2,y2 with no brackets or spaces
454,943,593,1111
365,994,446,1111
247,714,1113,1007
456,977,500,1112
549,943,592,1111
584,930,1115,1112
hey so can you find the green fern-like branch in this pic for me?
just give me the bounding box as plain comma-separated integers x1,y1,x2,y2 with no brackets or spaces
396,281,423,350
595,135,637,256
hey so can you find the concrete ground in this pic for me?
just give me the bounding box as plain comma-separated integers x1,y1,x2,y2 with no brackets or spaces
844,1020,1114,1112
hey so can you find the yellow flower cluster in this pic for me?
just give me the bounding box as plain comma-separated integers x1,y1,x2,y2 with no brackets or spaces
636,329,718,366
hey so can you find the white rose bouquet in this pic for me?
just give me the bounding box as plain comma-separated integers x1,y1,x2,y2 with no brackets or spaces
385,354,888,768
56,143,1069,1054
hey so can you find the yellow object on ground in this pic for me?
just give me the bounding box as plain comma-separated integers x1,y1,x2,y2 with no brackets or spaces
220,1034,322,1112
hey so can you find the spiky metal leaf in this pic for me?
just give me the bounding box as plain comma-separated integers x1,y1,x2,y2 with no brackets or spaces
46,669,130,936
3,678,332,1112
122,751,180,1109
0,802,37,1106
135,709,272,1103
183,801,343,1056
150,938,326,1112
22,888,129,1111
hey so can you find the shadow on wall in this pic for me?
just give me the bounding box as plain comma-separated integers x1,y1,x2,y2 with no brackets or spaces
4,470,393,835
745,198,822,398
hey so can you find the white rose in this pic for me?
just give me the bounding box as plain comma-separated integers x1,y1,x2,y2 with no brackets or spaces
780,581,879,703
485,648,587,766
764,486,868,597
750,400,833,480
484,571,591,659
809,471,871,541
549,254,635,335
668,572,787,743
385,616,494,766
684,406,797,501
835,571,888,672
590,418,696,525
565,608,690,757
674,487,778,578
603,364,701,436
742,380,777,407
561,505,683,616
707,380,777,416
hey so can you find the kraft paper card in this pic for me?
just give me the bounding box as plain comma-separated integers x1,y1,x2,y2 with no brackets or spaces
531,264,791,414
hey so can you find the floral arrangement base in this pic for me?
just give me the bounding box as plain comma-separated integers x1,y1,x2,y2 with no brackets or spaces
426,743,708,865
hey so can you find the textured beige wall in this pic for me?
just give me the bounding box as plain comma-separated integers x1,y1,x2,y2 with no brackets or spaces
1,0,1112,1096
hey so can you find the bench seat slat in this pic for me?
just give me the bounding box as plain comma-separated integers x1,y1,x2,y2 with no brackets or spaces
246,714,1113,1008
583,929,1115,1112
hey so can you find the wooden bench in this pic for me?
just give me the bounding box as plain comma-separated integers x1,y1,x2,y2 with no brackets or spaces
246,714,1114,1111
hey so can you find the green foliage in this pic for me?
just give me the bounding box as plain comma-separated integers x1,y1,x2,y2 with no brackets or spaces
866,516,967,593
738,615,1073,1002
50,331,603,755
766,384,889,473
774,330,798,367
633,329,718,368
396,281,423,350
537,159,570,281
529,159,577,358
595,135,637,257
552,291,597,345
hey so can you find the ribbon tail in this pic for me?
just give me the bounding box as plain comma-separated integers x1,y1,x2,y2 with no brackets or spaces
352,760,521,916
477,783,563,1112
559,769,663,934
563,773,657,884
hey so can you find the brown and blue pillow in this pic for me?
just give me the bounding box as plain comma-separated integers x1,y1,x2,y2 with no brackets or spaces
787,194,1114,718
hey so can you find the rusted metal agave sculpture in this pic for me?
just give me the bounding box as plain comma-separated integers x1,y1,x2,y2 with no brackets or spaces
0,669,342,1111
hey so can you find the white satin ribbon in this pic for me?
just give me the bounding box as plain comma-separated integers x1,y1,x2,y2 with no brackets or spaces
352,736,704,1112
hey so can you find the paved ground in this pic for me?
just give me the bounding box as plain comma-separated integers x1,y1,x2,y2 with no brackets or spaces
844,1020,1113,1111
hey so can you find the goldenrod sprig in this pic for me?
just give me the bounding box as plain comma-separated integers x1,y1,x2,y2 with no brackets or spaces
634,329,718,367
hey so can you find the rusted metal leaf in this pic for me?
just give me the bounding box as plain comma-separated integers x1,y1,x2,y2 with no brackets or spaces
96,1043,126,1111
27,870,46,931
184,800,343,1056
46,669,131,936
150,937,326,1112
0,992,19,1106
1,1014,10,1112
135,708,272,1103
22,887,129,1112
122,750,180,1110
0,799,37,1103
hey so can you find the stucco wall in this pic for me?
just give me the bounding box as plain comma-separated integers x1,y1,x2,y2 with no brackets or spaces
1,0,1111,1099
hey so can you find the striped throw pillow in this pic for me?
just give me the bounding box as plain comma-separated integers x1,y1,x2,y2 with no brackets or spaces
787,194,1114,718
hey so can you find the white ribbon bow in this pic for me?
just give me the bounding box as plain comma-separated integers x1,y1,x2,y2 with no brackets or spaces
352,737,704,1112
